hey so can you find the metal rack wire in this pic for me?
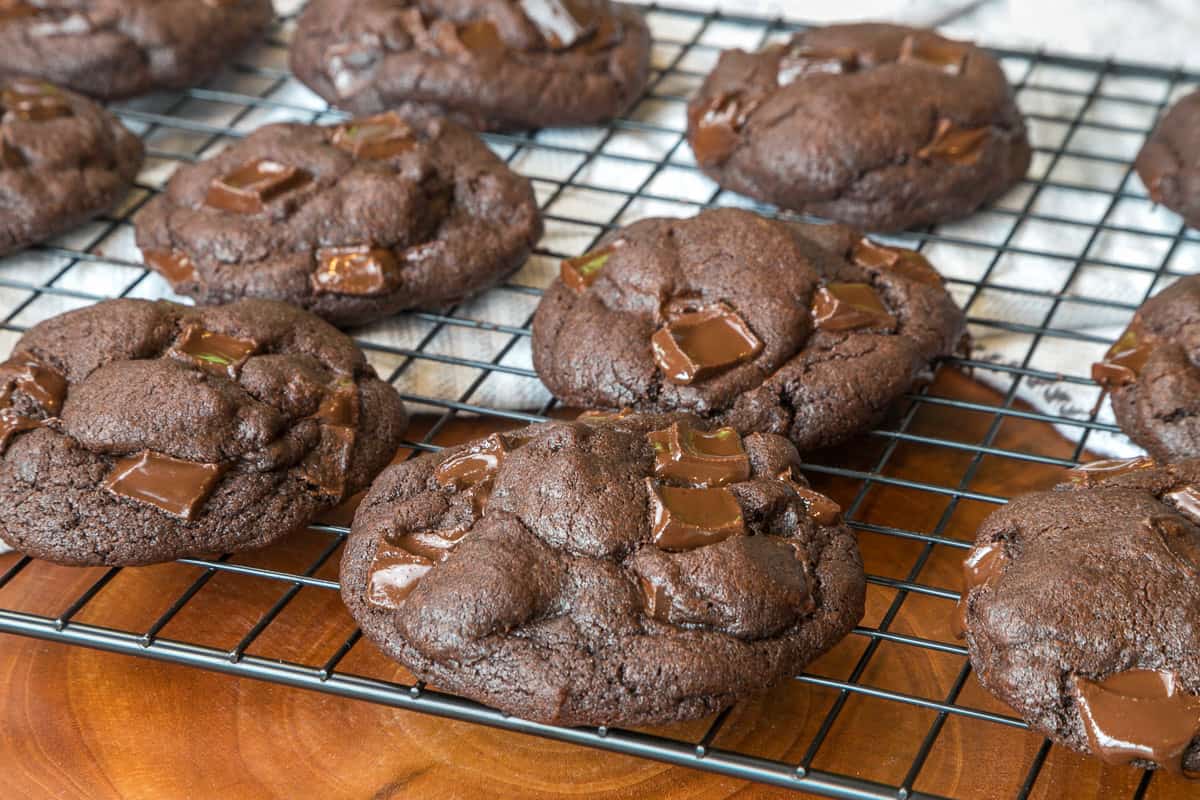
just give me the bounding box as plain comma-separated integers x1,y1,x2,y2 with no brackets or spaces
0,4,1196,798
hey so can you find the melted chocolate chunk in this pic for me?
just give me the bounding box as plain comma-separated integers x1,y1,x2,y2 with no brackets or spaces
1145,514,1200,574
103,450,227,520
577,407,633,424
425,17,507,61
332,112,416,160
0,407,40,454
560,243,618,292
851,238,943,286
168,325,258,379
777,466,841,524
1067,456,1156,486
1091,324,1155,390
366,541,434,610
639,573,671,622
647,480,745,551
299,424,356,497
435,433,507,491
898,34,969,75
647,421,750,488
952,540,1007,638
519,0,597,50
1,78,71,121
143,249,199,285
311,245,402,296
0,351,67,414
314,381,360,427
1072,669,1200,774
392,525,473,563
916,118,990,165
1165,486,1200,527
205,159,311,214
812,283,897,332
687,91,761,168
777,44,859,86
650,302,763,385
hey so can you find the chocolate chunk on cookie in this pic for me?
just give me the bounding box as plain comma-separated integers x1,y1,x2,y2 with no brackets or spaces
531,208,965,451
0,0,273,100
1092,275,1200,461
134,113,542,327
289,0,651,130
1137,89,1200,230
959,458,1200,773
0,78,142,256
686,23,1030,232
0,298,408,566
340,411,865,726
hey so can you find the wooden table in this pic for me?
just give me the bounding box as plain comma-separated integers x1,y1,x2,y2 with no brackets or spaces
0,371,1191,799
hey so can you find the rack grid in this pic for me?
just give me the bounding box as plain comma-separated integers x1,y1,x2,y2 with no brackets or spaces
1,4,1197,798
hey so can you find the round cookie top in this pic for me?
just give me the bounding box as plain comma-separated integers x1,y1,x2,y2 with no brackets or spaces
0,298,409,566
1091,275,1200,461
0,0,274,100
289,0,651,130
134,113,542,327
531,208,966,451
340,411,865,726
0,78,143,257
1136,89,1200,229
959,457,1200,773
686,23,1030,232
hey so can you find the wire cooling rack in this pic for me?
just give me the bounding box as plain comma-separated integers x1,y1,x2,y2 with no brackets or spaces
2,3,1199,799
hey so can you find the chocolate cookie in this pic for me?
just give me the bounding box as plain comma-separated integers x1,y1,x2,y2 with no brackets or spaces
1137,89,1200,229
134,113,542,327
340,411,865,726
0,78,142,257
289,0,651,130
0,298,408,566
957,456,1200,773
1092,275,1200,461
531,208,966,452
686,23,1031,232
0,0,273,100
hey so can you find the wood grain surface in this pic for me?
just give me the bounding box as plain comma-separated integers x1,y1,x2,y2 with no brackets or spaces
0,370,1192,799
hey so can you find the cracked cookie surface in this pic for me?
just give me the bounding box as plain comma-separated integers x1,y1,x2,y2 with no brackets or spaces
1092,275,1200,461
686,23,1031,232
289,0,651,130
531,208,966,452
959,457,1200,773
340,411,865,726
0,78,142,256
1136,89,1200,230
134,113,542,327
0,0,273,100
0,298,408,566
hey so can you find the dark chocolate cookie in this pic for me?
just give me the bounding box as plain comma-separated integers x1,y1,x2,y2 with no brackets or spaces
0,298,408,566
686,23,1031,232
340,411,865,726
0,0,273,100
531,208,966,451
289,0,651,130
1091,275,1200,461
958,456,1200,773
1137,89,1200,229
0,78,142,257
134,113,542,327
